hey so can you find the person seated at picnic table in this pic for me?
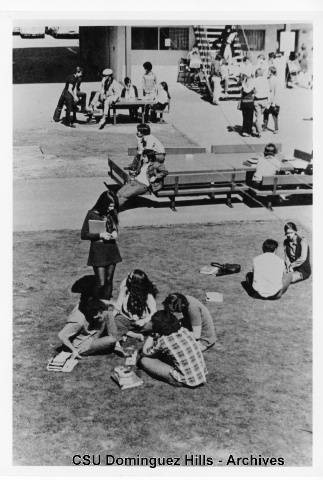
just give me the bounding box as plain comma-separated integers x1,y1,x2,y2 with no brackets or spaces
139,310,208,387
58,298,116,359
247,239,293,300
120,76,139,120
283,222,311,283
117,123,167,208
163,293,216,352
94,68,122,130
252,143,282,185
107,270,158,351
150,82,171,122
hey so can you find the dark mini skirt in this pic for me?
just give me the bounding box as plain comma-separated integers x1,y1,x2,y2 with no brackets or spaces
87,240,122,267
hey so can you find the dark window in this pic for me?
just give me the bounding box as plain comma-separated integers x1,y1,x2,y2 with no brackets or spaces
131,27,158,50
159,27,189,50
244,29,265,51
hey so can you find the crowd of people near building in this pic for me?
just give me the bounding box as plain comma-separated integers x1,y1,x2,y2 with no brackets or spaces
184,40,312,138
53,61,171,129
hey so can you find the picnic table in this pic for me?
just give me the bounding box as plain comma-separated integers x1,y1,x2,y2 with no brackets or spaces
111,99,154,124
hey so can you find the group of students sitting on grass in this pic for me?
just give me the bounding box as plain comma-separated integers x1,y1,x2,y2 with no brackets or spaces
58,273,213,388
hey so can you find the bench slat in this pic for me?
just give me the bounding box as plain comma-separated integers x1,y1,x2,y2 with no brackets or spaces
211,143,282,154
163,171,246,185
128,146,206,156
261,174,312,186
156,185,248,197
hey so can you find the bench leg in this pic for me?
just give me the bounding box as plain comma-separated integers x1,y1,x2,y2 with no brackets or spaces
266,197,273,211
113,109,116,125
170,197,177,212
226,193,233,208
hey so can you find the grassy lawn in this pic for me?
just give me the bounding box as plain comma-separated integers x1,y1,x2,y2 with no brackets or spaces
13,220,312,466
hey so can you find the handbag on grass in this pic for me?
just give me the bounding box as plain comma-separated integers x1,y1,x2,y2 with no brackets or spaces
210,262,241,276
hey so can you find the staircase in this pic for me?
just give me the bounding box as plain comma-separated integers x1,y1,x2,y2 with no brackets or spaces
189,25,246,99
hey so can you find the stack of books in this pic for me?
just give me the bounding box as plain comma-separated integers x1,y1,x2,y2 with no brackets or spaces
47,351,79,372
111,366,143,390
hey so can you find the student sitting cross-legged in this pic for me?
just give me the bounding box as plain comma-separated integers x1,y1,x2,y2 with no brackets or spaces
163,293,216,351
139,310,207,387
247,239,293,300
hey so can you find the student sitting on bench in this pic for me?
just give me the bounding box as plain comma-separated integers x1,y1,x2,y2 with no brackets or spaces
247,239,293,300
117,123,167,208
121,77,139,120
150,82,171,122
139,310,207,387
252,143,282,185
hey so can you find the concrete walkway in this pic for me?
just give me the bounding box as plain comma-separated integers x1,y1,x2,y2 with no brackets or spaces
13,80,312,233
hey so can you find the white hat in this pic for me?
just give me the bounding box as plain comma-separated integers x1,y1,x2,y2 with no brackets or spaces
102,68,113,76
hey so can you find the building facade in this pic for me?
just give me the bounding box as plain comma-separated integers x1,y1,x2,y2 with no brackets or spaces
79,24,312,85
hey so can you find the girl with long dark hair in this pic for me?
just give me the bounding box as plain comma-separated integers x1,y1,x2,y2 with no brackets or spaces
108,269,158,339
81,190,122,300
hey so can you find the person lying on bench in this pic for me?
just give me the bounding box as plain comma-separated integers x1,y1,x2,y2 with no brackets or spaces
247,238,293,300
139,310,207,387
284,222,311,283
117,124,167,208
252,143,282,185
163,293,216,352
58,298,116,359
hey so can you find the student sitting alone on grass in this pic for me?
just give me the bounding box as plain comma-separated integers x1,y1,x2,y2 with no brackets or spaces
247,239,293,300
163,293,216,351
139,310,207,387
283,222,311,283
117,123,167,208
252,143,282,185
58,298,116,359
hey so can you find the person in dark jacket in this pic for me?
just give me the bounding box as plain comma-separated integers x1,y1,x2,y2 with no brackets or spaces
81,190,122,300
121,77,139,120
53,66,85,127
284,222,311,283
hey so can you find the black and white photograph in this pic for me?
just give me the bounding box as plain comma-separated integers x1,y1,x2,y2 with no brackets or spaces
5,5,321,474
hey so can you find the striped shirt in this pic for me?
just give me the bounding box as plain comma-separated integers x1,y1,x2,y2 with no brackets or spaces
147,327,207,387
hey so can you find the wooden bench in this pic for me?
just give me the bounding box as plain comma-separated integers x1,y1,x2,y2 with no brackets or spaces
248,174,313,210
155,170,248,211
127,146,207,156
211,143,282,154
